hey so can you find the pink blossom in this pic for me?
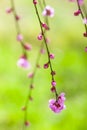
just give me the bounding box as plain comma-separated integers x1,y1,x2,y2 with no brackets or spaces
15,15,20,21
37,34,43,40
46,38,50,44
24,43,32,51
44,62,49,69
42,6,54,17
17,34,23,41
85,47,87,52
49,53,55,59
78,0,84,5
69,0,84,5
6,7,13,13
33,0,37,4
83,18,87,24
69,0,75,2
42,23,49,30
17,56,30,69
40,49,45,54
51,86,56,92
49,93,66,113
28,72,34,78
51,81,56,86
58,93,66,103
74,10,81,16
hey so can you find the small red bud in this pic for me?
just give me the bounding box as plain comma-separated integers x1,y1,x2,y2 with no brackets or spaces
51,86,56,92
25,121,30,126
44,63,49,69
74,10,81,16
51,71,56,76
15,15,20,21
83,32,87,37
33,0,37,5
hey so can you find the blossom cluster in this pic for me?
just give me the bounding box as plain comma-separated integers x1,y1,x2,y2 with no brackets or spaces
5,0,87,128
49,93,66,113
6,0,66,128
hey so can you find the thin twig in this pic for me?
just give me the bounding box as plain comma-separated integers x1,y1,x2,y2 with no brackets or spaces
33,1,58,99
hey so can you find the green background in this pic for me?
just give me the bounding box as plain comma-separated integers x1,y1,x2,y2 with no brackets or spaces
0,0,87,130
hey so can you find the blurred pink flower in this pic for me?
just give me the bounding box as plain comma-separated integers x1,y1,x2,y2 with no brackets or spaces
40,49,45,54
24,43,32,51
15,15,20,21
37,34,43,40
6,7,13,13
33,0,37,4
69,0,84,5
49,93,66,113
74,10,81,16
42,23,49,30
51,81,56,87
17,34,23,41
83,18,87,24
78,0,84,5
49,53,55,59
17,55,30,69
69,0,75,2
28,72,34,78
85,47,87,52
42,6,54,17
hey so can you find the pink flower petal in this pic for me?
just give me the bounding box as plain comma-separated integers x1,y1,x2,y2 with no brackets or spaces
49,92,66,113
42,5,54,17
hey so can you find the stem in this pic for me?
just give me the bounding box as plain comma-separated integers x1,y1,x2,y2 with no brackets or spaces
38,0,43,10
10,0,26,55
22,42,44,130
43,0,46,7
23,1,51,129
76,0,87,33
11,0,20,34
43,0,49,27
33,2,58,98
38,0,49,26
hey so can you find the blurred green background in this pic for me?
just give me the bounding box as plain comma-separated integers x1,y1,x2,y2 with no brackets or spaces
0,0,87,130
